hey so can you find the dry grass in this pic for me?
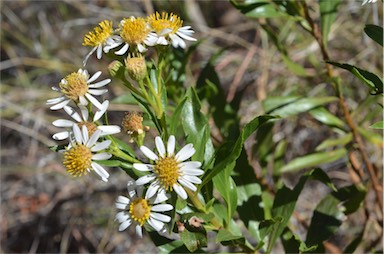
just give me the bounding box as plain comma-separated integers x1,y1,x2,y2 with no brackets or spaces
1,1,382,253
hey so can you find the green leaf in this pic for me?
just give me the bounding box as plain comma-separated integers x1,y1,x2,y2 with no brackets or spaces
181,87,214,165
357,126,384,146
201,115,277,187
170,97,187,135
327,61,383,94
213,173,238,224
95,159,122,167
364,24,383,47
230,0,286,18
216,228,244,242
369,120,384,129
281,228,318,253
279,148,347,173
265,168,335,253
263,96,300,112
267,97,339,117
180,229,207,252
309,107,345,129
319,0,340,48
281,54,308,76
315,133,353,151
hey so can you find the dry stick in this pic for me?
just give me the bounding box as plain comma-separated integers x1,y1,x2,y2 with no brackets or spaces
302,3,383,209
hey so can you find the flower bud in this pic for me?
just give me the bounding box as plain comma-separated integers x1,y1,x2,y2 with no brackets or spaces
125,54,147,81
108,60,125,79
121,112,149,145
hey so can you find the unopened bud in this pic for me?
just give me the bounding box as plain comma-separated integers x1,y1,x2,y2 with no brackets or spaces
121,112,149,145
125,54,147,81
108,60,125,79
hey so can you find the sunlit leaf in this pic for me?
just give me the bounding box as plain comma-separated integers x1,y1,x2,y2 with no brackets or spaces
315,133,353,151
327,61,383,94
369,120,384,129
279,148,347,173
320,0,340,48
309,107,345,129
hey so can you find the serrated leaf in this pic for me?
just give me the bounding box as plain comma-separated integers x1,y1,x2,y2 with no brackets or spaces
309,107,345,129
279,148,347,173
315,133,353,151
327,61,383,94
320,0,340,48
369,120,384,129
364,24,383,46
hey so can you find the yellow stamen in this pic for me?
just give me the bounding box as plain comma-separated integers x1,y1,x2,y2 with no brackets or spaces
147,12,183,34
120,17,149,46
83,20,114,47
63,143,92,177
129,198,151,226
59,72,88,102
154,156,180,190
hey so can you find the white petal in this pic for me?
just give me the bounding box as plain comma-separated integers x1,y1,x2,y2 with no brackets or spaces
89,79,111,88
179,178,197,192
175,144,195,162
127,181,138,198
87,129,102,147
181,168,204,176
92,152,111,160
87,71,101,84
181,175,202,184
85,93,103,110
88,89,108,96
47,96,65,104
53,131,69,140
159,28,172,36
52,119,74,127
64,106,83,122
137,43,147,53
83,47,97,66
98,125,121,135
135,174,156,185
50,99,70,110
140,146,159,161
151,204,173,212
96,45,103,59
115,211,129,221
135,224,143,237
167,135,175,156
176,31,197,41
115,43,129,55
93,100,109,121
119,219,132,231
157,36,168,45
91,140,111,152
153,189,169,204
79,96,88,106
173,184,187,200
73,124,83,143
75,105,88,122
116,195,130,205
150,212,171,223
91,162,109,180
133,163,154,171
145,183,160,199
179,161,201,170
148,217,164,232
81,125,89,143
155,136,166,157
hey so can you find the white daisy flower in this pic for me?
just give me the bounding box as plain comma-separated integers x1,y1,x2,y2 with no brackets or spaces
133,135,204,200
147,12,197,49
82,20,122,66
114,17,157,55
63,124,112,182
52,102,121,140
115,181,173,237
47,69,110,111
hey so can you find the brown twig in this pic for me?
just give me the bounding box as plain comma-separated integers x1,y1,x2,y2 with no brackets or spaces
301,1,383,208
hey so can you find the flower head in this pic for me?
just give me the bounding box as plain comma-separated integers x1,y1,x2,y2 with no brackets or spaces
147,12,196,48
52,102,121,140
47,69,110,110
63,124,112,182
115,182,173,237
82,20,122,65
133,135,204,200
115,17,156,55
121,111,149,143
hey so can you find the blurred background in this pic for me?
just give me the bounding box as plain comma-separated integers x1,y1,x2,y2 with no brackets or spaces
1,0,382,253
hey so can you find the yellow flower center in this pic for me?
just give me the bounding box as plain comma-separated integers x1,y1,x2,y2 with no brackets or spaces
120,17,149,46
83,20,114,47
147,12,183,34
154,156,180,190
78,121,98,136
63,143,92,177
59,72,89,102
129,198,151,226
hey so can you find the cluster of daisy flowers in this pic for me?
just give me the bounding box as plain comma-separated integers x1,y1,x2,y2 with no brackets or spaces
82,12,196,65
47,11,203,237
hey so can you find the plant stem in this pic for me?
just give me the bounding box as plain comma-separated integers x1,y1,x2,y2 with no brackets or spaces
301,1,383,208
